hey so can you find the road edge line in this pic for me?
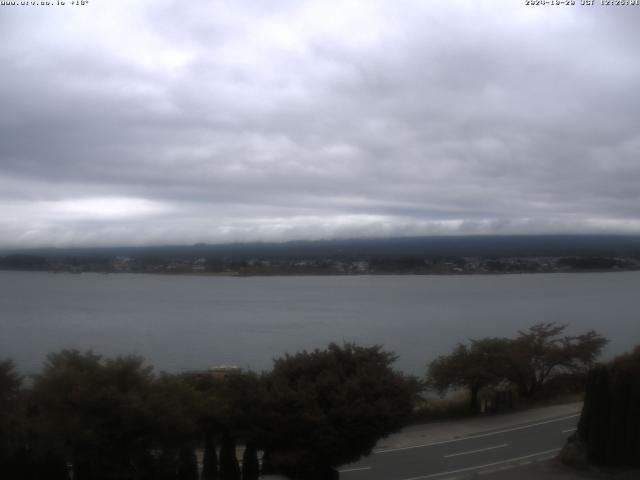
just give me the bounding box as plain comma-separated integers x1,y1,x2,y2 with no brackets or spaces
375,414,579,454
399,448,562,480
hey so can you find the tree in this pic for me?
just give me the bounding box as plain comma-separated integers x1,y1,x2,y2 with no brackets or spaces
31,351,164,479
176,446,199,480
30,350,200,480
0,254,48,270
147,373,201,458
573,345,640,466
0,359,22,442
505,323,607,398
201,430,218,480
213,371,267,446
0,359,28,478
241,443,259,480
427,323,607,410
181,369,265,480
427,338,509,412
219,432,240,480
260,343,419,479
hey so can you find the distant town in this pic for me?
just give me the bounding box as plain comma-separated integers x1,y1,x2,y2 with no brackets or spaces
2,253,640,276
2,235,640,276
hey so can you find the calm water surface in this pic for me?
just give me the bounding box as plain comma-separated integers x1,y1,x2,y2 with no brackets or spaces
1,271,639,375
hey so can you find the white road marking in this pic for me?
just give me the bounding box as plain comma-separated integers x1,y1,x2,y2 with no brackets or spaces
338,466,372,473
443,443,508,458
562,427,577,433
477,453,557,475
478,464,513,475
375,414,579,454
399,448,561,480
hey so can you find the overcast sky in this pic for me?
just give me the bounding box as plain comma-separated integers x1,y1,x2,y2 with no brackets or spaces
1,0,639,248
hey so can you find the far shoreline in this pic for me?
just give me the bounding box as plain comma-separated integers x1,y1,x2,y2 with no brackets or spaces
2,267,640,278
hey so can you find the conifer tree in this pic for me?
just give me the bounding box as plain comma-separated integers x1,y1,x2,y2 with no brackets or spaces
201,431,218,480
241,443,259,480
176,447,199,480
219,433,240,480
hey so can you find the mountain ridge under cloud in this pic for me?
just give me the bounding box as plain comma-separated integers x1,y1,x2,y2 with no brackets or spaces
3,234,640,260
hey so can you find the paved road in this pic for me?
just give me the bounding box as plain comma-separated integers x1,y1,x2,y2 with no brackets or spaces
339,413,579,480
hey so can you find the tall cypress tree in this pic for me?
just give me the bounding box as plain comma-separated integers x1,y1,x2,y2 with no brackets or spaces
31,453,70,480
260,450,274,476
219,433,240,480
577,346,640,466
241,443,259,480
578,366,606,463
176,447,199,480
201,431,218,480
155,450,178,480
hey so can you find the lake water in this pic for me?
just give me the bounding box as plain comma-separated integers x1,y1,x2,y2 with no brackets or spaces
1,271,639,375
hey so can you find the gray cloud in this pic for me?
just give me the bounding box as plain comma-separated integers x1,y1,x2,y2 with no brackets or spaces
1,0,640,247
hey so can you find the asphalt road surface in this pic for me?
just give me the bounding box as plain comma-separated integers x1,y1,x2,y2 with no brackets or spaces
339,413,579,480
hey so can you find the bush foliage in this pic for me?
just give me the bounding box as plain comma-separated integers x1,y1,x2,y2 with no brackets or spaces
0,344,418,480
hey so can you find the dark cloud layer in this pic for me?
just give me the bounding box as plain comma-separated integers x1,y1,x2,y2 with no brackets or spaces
1,1,640,247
